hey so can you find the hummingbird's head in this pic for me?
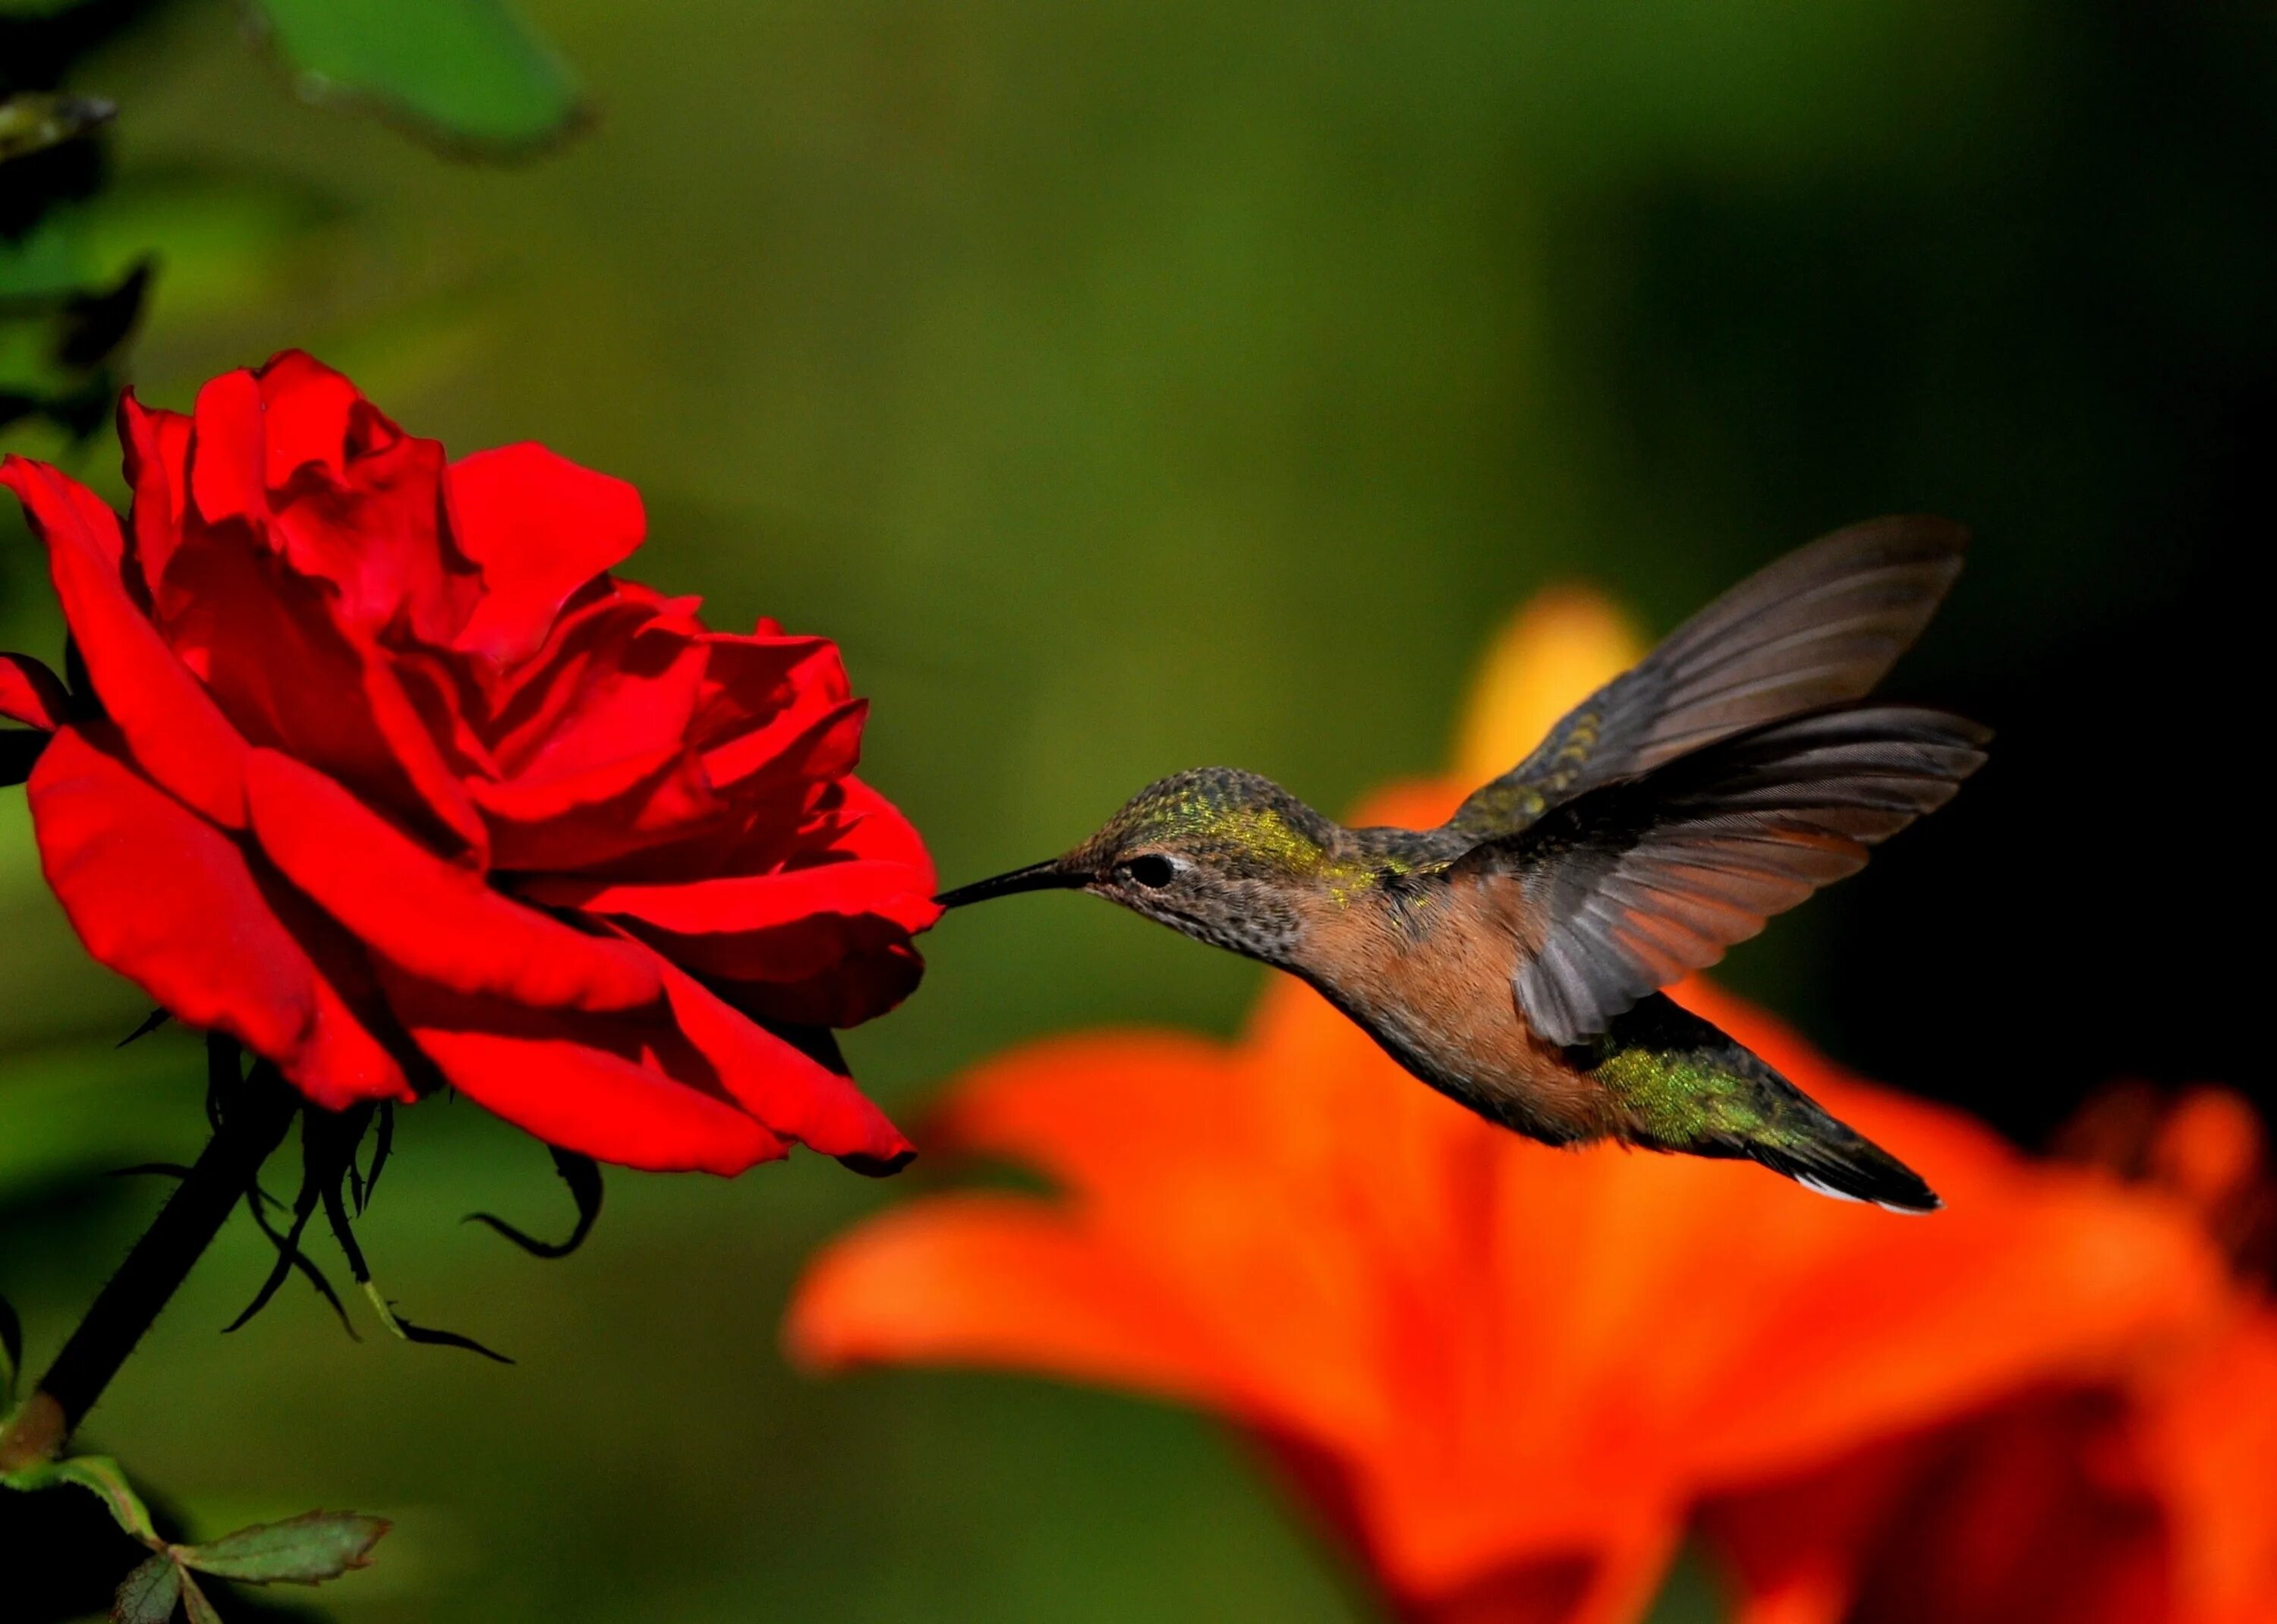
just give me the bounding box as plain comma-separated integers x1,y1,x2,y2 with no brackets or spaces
934,768,1340,963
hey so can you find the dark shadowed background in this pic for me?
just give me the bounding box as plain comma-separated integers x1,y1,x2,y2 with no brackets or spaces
4,2,2269,1619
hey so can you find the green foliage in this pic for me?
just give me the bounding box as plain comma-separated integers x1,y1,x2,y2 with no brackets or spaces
112,1553,181,1624
0,0,584,442
74,175,339,331
176,1575,223,1624
0,92,138,439
175,1508,391,1585
3,1453,162,1543
247,0,586,154
5,1450,389,1618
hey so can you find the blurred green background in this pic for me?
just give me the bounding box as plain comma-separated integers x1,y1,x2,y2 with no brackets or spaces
3,1,2270,1618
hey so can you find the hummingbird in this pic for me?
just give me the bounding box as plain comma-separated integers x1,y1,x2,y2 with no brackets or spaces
938,518,1987,1212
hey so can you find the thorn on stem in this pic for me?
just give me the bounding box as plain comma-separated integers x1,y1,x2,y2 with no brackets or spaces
116,1008,171,1048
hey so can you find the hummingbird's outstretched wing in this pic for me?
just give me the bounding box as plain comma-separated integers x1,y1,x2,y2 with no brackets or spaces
1446,518,1968,839
1448,703,1989,1046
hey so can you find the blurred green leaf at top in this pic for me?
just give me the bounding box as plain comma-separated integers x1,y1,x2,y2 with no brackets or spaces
0,176,153,440
246,0,588,156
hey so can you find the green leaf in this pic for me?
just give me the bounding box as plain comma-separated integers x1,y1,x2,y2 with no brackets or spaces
76,173,337,329
0,192,151,439
1,1454,162,1544
0,94,114,165
113,1553,183,1624
177,1571,223,1624
246,0,587,154
176,1509,389,1585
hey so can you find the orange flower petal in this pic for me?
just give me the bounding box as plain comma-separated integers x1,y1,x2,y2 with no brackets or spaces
1450,587,1646,786
786,1194,1239,1408
2137,1307,2277,1624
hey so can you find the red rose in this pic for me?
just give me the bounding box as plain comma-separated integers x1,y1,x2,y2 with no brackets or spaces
0,352,935,1176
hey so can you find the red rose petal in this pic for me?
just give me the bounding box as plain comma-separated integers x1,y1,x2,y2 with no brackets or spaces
184,368,267,530
521,860,934,937
0,652,69,732
509,624,710,786
183,357,477,645
514,770,937,1025
448,443,646,665
480,590,691,768
474,744,723,872
118,392,195,594
690,634,858,791
474,743,700,826
823,776,938,877
159,530,490,860
272,430,471,644
692,632,847,745
244,747,663,1013
704,694,868,793
721,936,927,1030
380,971,790,1176
390,645,501,781
650,954,914,1164
28,725,411,1106
1,456,250,828
526,861,935,1019
254,350,370,486
657,915,927,1009
468,588,731,861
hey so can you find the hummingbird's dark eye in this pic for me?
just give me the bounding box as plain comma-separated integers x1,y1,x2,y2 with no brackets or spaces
1123,854,1176,889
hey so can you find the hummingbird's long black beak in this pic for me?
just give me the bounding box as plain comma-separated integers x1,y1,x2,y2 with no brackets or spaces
935,859,1089,910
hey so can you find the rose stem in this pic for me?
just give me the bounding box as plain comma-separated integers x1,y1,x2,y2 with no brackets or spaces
0,1034,298,1472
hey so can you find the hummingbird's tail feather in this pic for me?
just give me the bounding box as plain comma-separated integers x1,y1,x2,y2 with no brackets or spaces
1728,1110,1942,1213
1586,993,1941,1214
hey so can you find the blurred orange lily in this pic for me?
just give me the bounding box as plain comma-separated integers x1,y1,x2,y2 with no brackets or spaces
1700,1087,2277,1624
789,585,2249,1623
